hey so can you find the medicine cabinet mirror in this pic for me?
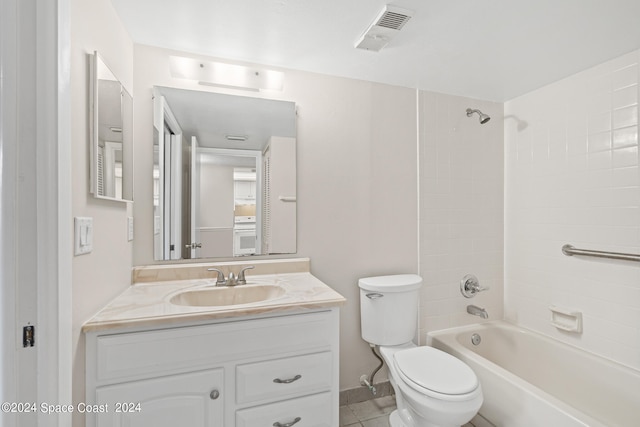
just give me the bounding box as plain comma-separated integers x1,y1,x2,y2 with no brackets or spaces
153,87,297,261
89,51,134,202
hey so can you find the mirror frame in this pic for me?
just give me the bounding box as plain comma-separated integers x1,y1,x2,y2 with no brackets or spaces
89,51,134,202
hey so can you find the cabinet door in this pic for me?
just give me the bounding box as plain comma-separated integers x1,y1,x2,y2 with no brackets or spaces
234,180,255,200
94,369,223,427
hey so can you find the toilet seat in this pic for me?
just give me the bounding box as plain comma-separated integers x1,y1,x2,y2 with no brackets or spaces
393,347,478,400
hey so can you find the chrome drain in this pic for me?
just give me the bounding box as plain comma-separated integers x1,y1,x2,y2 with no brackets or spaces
471,333,481,346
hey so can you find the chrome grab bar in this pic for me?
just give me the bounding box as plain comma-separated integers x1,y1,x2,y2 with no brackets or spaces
562,244,640,263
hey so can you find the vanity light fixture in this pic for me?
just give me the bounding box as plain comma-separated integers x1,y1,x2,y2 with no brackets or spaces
225,135,248,142
169,56,284,92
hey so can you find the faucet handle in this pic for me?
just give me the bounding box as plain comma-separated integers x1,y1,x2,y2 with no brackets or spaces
207,268,226,286
460,274,489,298
237,266,255,285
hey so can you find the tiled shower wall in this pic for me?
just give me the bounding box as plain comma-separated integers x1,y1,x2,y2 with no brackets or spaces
418,91,504,342
505,51,640,369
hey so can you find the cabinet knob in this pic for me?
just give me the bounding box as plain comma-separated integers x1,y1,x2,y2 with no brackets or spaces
209,389,220,400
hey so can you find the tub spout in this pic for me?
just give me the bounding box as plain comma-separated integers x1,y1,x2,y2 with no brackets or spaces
467,305,488,319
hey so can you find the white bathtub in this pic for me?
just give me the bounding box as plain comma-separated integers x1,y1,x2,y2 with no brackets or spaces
427,321,640,427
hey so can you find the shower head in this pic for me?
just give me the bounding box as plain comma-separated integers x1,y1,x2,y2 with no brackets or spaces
466,108,491,124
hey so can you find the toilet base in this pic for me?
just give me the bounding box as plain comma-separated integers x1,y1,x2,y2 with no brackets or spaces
389,407,469,427
389,410,405,427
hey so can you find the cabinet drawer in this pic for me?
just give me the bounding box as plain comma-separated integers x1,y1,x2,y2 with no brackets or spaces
236,392,332,427
94,311,334,384
236,352,332,404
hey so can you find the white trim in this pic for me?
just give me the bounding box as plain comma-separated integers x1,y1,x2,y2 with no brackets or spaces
0,0,72,424
1,0,19,423
169,133,183,259
56,0,73,422
154,94,184,259
36,0,73,425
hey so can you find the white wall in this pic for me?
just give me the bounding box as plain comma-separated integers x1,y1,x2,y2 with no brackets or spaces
418,91,505,340
505,50,640,369
70,0,133,425
131,45,419,390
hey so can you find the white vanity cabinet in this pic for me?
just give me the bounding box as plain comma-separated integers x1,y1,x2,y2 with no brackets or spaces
85,308,339,427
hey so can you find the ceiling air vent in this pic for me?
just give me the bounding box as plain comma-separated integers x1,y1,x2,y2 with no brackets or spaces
355,5,414,52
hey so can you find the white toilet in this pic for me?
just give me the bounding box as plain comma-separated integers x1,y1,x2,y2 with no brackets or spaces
359,274,482,427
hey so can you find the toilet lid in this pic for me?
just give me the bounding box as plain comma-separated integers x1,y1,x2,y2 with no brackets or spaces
394,347,478,396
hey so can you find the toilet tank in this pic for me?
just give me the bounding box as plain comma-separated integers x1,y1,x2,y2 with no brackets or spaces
359,274,422,346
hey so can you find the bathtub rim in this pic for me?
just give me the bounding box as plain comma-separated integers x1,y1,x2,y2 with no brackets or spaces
426,320,640,427
426,320,640,377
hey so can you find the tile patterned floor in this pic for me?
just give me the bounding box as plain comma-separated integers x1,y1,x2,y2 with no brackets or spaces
339,395,396,427
339,395,476,427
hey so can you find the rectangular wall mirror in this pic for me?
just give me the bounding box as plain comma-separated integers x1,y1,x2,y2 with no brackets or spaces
89,51,134,202
153,87,297,261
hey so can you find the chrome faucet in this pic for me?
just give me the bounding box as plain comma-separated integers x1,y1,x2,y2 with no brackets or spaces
236,265,254,285
207,268,227,286
207,266,255,286
467,305,488,319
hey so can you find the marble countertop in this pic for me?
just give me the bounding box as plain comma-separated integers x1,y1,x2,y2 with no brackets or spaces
82,271,346,333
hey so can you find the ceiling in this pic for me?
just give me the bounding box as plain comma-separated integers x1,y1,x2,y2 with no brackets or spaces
110,0,640,102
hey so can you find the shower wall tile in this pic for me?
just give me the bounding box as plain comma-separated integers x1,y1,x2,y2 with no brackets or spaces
418,91,504,342
505,50,640,370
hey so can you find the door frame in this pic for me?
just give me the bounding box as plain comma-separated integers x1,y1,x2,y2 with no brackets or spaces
190,136,200,259
1,0,72,425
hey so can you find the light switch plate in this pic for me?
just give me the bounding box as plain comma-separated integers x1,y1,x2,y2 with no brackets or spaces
74,217,93,255
127,216,134,241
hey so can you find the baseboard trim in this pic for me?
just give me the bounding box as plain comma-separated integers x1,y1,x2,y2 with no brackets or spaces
339,381,394,406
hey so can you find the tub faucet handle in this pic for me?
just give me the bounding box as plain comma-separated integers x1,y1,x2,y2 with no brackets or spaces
460,274,489,298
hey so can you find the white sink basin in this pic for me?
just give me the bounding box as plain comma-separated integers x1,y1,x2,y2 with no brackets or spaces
169,284,286,307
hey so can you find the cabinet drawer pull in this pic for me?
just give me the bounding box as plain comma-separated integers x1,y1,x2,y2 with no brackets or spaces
273,417,301,427
209,389,220,400
273,374,302,384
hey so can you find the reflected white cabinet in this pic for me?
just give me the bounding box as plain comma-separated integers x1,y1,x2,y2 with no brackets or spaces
234,180,256,201
85,309,339,427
